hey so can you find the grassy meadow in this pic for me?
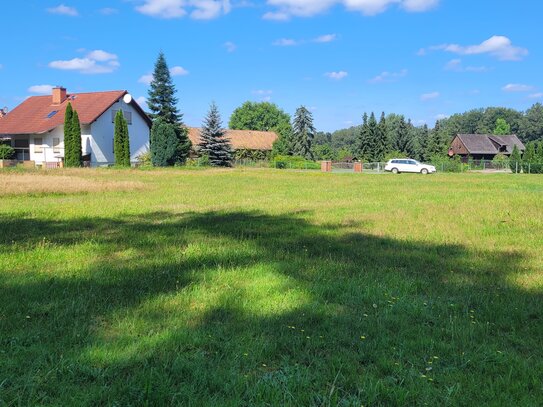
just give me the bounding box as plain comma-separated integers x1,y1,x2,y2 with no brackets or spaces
0,168,542,406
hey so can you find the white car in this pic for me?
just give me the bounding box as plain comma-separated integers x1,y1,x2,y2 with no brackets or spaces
385,159,436,174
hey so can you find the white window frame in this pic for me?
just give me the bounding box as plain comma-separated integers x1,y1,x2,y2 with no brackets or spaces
34,138,44,154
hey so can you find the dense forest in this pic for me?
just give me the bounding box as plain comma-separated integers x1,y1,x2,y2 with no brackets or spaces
313,103,543,162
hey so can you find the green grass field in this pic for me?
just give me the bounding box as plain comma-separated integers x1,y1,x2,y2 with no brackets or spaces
1,168,542,406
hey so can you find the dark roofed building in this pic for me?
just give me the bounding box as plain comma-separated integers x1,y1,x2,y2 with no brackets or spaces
449,134,525,160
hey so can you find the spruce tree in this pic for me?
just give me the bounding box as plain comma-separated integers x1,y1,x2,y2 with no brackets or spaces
375,112,388,162
356,113,369,160
418,124,430,161
63,103,73,166
198,102,233,167
114,110,130,167
393,116,411,155
365,112,379,161
292,106,316,160
150,118,178,167
146,52,191,165
65,108,82,167
147,52,180,124
425,120,449,158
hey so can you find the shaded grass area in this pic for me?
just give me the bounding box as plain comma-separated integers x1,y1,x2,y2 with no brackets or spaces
0,169,542,406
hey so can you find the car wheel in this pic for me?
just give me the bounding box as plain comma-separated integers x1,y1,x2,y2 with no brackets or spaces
392,168,399,174
421,168,428,175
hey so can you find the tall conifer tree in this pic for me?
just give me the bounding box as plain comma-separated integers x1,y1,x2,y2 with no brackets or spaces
147,52,191,164
65,106,82,167
63,103,73,165
393,116,411,155
114,110,130,167
198,102,233,167
375,112,388,161
292,106,316,160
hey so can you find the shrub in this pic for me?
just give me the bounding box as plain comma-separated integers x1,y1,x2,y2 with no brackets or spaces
492,153,509,171
0,144,15,160
430,154,463,173
509,145,522,174
136,151,152,167
272,155,320,170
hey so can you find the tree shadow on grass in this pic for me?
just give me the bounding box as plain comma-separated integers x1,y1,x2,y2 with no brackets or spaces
0,212,541,406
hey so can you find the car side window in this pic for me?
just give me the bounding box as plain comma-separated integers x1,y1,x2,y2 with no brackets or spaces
408,160,416,165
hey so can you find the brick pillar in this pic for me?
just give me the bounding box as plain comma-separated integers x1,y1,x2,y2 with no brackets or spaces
321,161,332,172
354,162,363,173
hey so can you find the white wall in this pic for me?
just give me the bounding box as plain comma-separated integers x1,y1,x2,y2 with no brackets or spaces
90,99,150,165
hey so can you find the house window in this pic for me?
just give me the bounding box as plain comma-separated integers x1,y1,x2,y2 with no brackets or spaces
111,110,133,125
53,138,61,154
14,139,29,148
34,138,43,153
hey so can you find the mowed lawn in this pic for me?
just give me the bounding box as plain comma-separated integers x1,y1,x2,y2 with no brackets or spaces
1,168,542,406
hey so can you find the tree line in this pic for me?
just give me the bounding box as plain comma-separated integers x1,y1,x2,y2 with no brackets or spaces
313,105,543,163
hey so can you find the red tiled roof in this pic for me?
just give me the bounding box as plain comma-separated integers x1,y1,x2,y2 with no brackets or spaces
188,127,278,151
0,90,151,135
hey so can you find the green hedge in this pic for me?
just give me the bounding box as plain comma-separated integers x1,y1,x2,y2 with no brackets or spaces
272,155,320,170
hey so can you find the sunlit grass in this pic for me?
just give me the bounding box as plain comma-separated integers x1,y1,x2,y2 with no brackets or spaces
0,168,542,405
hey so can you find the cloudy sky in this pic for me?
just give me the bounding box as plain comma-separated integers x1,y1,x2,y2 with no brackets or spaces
0,0,541,131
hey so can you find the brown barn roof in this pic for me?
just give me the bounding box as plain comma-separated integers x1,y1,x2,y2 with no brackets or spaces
0,90,151,135
456,134,525,155
188,127,278,151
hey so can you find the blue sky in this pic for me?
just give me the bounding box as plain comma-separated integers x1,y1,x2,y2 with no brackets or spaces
0,0,542,131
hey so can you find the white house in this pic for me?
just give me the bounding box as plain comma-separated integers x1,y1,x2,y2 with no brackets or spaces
0,87,151,166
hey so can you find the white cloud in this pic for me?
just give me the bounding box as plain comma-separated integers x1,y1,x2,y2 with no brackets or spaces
314,34,337,43
99,8,119,15
444,59,488,72
136,96,149,110
264,0,438,20
325,71,348,80
49,50,119,74
224,41,237,52
47,4,79,16
273,34,337,46
28,85,54,95
273,38,299,46
253,90,273,101
528,93,543,99
502,83,534,93
138,74,154,85
136,0,231,20
421,91,440,101
86,50,118,62
139,66,189,85
424,36,528,61
369,68,407,83
170,66,189,76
